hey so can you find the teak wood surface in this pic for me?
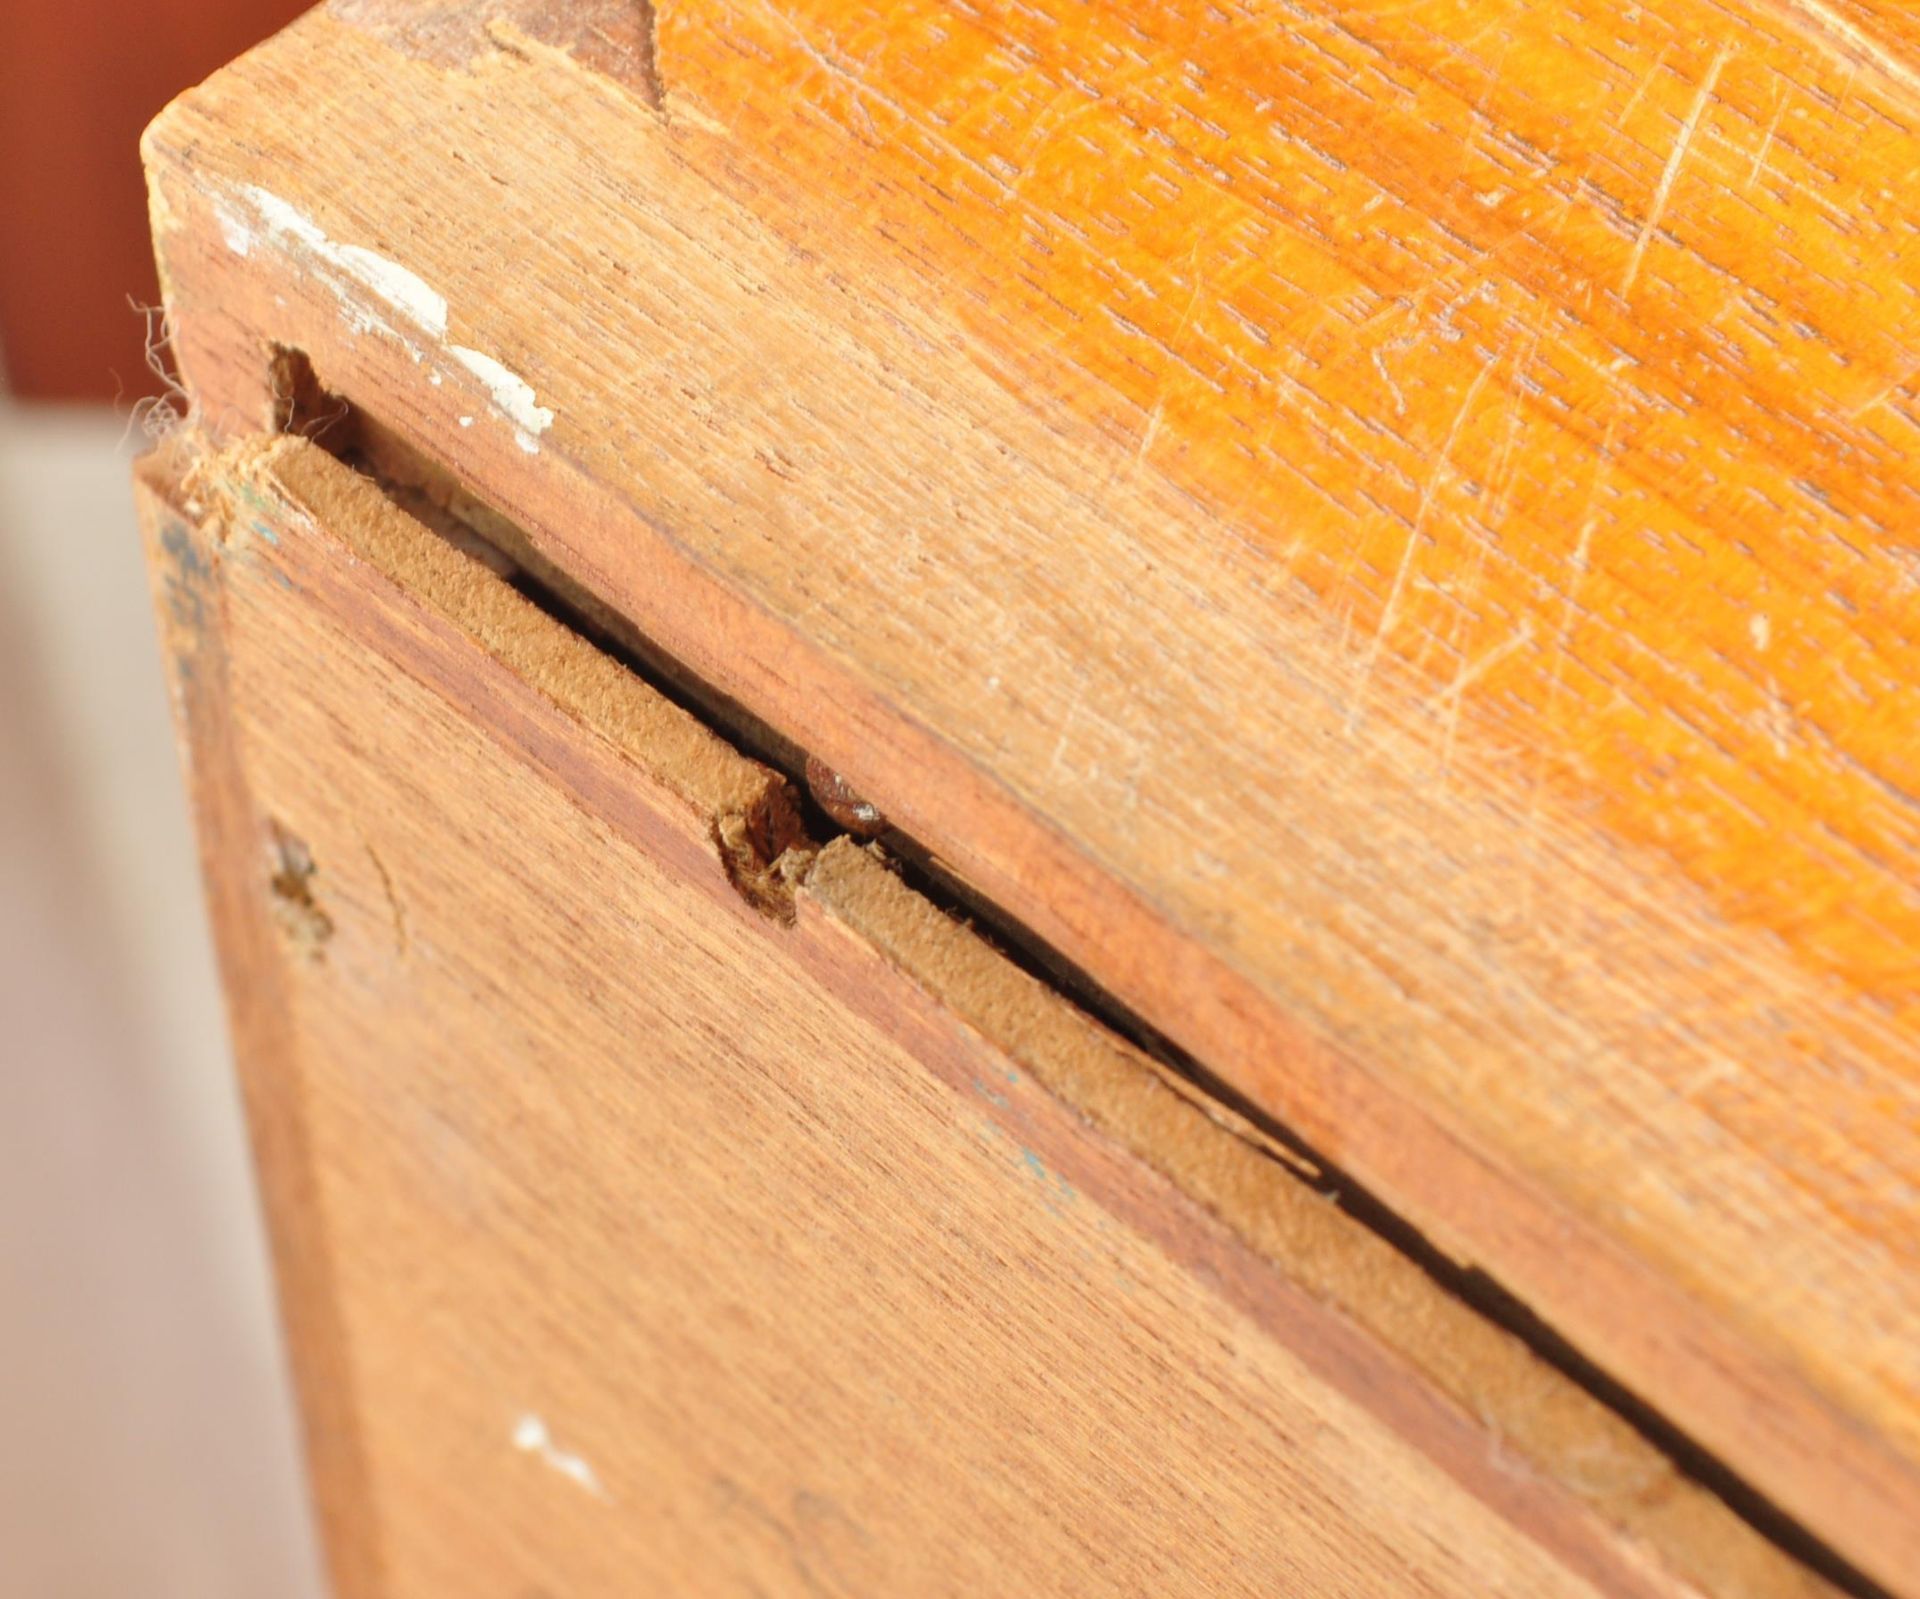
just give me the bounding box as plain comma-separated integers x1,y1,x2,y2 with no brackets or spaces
136,434,1842,1598
139,0,1920,1592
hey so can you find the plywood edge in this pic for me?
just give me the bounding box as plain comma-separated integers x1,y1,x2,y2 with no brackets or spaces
799,836,1838,1599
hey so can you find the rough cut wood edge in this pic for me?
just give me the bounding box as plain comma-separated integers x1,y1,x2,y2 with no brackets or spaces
154,426,1842,1598
133,14,1920,1582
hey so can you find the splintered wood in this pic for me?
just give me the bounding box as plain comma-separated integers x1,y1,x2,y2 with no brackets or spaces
138,1,1920,1595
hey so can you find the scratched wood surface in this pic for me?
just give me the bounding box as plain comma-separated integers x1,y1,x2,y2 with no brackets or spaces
140,2,1920,1588
134,432,1847,1598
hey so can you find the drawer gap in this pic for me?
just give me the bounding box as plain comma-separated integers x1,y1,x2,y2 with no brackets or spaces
261,341,1886,1599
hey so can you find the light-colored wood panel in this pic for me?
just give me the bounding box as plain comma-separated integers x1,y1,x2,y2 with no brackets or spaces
138,431,1841,1597
134,455,382,1598
139,6,1920,1585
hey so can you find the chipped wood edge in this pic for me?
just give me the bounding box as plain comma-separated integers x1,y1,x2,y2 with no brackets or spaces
210,433,814,919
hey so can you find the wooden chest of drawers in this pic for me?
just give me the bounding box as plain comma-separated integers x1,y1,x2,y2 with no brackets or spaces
137,4,1920,1594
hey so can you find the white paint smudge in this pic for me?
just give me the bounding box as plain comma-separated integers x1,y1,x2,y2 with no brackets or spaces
240,185,433,355
512,1413,606,1500
213,200,253,258
244,186,327,249
231,185,556,450
240,185,445,335
451,345,555,453
1751,613,1771,652
328,243,449,338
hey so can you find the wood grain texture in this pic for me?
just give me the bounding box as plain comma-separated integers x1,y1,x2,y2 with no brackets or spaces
139,3,1920,1586
133,453,383,1597
137,430,1843,1598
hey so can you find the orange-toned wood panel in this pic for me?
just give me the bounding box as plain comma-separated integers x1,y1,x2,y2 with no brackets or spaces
655,0,1920,1021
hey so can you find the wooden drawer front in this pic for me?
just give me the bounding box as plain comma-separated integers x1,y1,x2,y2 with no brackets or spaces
134,435,1836,1599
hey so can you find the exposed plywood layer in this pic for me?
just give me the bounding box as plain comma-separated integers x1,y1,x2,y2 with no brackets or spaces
140,3,1920,1587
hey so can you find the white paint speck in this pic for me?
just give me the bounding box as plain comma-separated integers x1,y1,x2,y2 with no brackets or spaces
213,201,253,257
459,415,474,428
1751,613,1771,652
512,1412,606,1500
451,345,555,453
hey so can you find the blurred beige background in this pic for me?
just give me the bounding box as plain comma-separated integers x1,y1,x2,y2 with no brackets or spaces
1,403,324,1597
5,2,324,1589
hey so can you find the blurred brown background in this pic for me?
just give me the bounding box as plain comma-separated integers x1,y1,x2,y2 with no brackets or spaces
0,0,307,400
3,4,323,1595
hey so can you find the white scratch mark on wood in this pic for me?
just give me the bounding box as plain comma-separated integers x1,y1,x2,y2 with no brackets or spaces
1435,621,1536,782
1135,255,1208,471
1135,396,1167,469
1783,0,1920,113
1621,46,1732,298
756,0,881,140
1371,343,1410,416
1523,419,1616,921
1764,675,1793,757
1850,353,1920,421
1682,1056,1742,1100
1615,47,1673,134
1046,673,1090,781
1747,85,1789,191
1348,354,1497,732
